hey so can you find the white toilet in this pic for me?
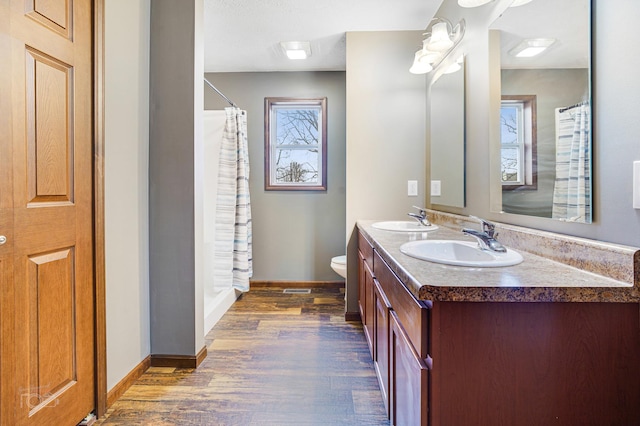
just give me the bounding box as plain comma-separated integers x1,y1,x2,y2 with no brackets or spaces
330,255,347,279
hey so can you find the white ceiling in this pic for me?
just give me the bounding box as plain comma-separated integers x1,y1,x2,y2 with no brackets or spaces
203,0,442,72
203,0,589,73
491,0,589,69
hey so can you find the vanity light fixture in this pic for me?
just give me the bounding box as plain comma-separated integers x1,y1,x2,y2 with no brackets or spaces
428,21,454,52
443,56,464,74
280,41,311,60
509,38,555,58
409,18,465,75
457,0,494,8
410,50,434,74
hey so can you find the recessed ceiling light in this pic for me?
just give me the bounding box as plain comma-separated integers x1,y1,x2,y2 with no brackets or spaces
509,38,555,58
280,41,311,60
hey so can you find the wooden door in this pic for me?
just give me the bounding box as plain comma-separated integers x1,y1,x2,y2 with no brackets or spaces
1,0,95,424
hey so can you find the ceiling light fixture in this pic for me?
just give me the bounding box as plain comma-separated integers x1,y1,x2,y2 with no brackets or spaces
509,38,555,58
280,41,311,60
457,0,494,8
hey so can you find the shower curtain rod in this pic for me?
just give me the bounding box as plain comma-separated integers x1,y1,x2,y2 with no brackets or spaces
558,100,588,113
204,77,238,108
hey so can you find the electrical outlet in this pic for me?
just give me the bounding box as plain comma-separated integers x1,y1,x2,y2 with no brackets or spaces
407,180,418,197
431,180,441,197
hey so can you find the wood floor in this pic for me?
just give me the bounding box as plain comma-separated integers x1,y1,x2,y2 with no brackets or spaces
97,285,389,425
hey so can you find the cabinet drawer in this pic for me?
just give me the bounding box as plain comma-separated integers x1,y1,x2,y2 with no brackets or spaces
374,251,429,358
358,231,374,270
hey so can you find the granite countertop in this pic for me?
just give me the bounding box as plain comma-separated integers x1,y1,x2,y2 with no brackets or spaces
357,219,640,303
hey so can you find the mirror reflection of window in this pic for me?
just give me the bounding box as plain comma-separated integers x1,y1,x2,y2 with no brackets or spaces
501,95,537,190
501,103,523,183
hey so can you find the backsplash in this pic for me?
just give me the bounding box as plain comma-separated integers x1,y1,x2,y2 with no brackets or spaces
427,210,639,287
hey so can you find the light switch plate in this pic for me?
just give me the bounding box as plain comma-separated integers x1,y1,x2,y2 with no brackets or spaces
407,180,418,197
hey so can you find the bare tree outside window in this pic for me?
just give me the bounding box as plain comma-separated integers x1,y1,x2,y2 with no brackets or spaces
501,95,537,191
265,98,327,190
501,105,521,183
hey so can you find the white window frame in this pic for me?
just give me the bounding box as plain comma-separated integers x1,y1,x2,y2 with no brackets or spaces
501,95,537,190
264,97,327,191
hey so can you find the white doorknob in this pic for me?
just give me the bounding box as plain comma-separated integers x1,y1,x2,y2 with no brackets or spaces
0,236,6,245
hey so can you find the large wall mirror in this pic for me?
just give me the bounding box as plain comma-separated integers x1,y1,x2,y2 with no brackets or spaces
490,0,592,223
430,57,466,208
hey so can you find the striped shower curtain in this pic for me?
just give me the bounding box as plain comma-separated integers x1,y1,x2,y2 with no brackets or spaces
552,103,591,222
213,107,252,292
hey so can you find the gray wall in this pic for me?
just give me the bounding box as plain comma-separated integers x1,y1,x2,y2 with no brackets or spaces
501,68,588,217
345,31,427,314
204,72,347,281
149,0,204,356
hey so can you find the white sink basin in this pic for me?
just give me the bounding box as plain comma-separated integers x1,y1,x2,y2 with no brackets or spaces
372,221,438,232
400,240,523,267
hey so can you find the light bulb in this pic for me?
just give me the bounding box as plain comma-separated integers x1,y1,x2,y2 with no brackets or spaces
427,22,454,52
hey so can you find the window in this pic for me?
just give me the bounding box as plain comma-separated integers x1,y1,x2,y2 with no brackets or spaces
500,95,537,190
264,97,327,191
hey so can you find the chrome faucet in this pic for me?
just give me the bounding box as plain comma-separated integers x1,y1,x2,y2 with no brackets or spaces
408,206,431,226
462,216,506,253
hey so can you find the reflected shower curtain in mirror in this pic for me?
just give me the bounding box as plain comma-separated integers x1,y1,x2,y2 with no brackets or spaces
214,107,253,292
552,103,591,222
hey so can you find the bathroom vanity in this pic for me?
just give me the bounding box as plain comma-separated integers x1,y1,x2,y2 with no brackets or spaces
357,215,640,425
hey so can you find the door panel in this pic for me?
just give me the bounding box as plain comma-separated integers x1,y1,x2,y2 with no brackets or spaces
28,249,76,402
25,46,74,204
25,0,72,38
2,0,95,424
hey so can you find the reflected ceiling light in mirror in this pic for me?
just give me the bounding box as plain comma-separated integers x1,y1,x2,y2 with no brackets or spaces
280,41,311,60
458,0,494,8
510,0,533,6
509,38,556,57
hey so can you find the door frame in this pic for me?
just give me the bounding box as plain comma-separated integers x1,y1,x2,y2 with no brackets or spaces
93,0,107,418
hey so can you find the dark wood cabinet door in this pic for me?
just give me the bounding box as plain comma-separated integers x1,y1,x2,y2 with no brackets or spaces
390,311,429,426
363,259,375,357
373,279,391,416
357,251,366,323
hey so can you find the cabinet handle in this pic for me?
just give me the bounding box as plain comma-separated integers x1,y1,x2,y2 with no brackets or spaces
0,236,6,245
426,355,433,370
